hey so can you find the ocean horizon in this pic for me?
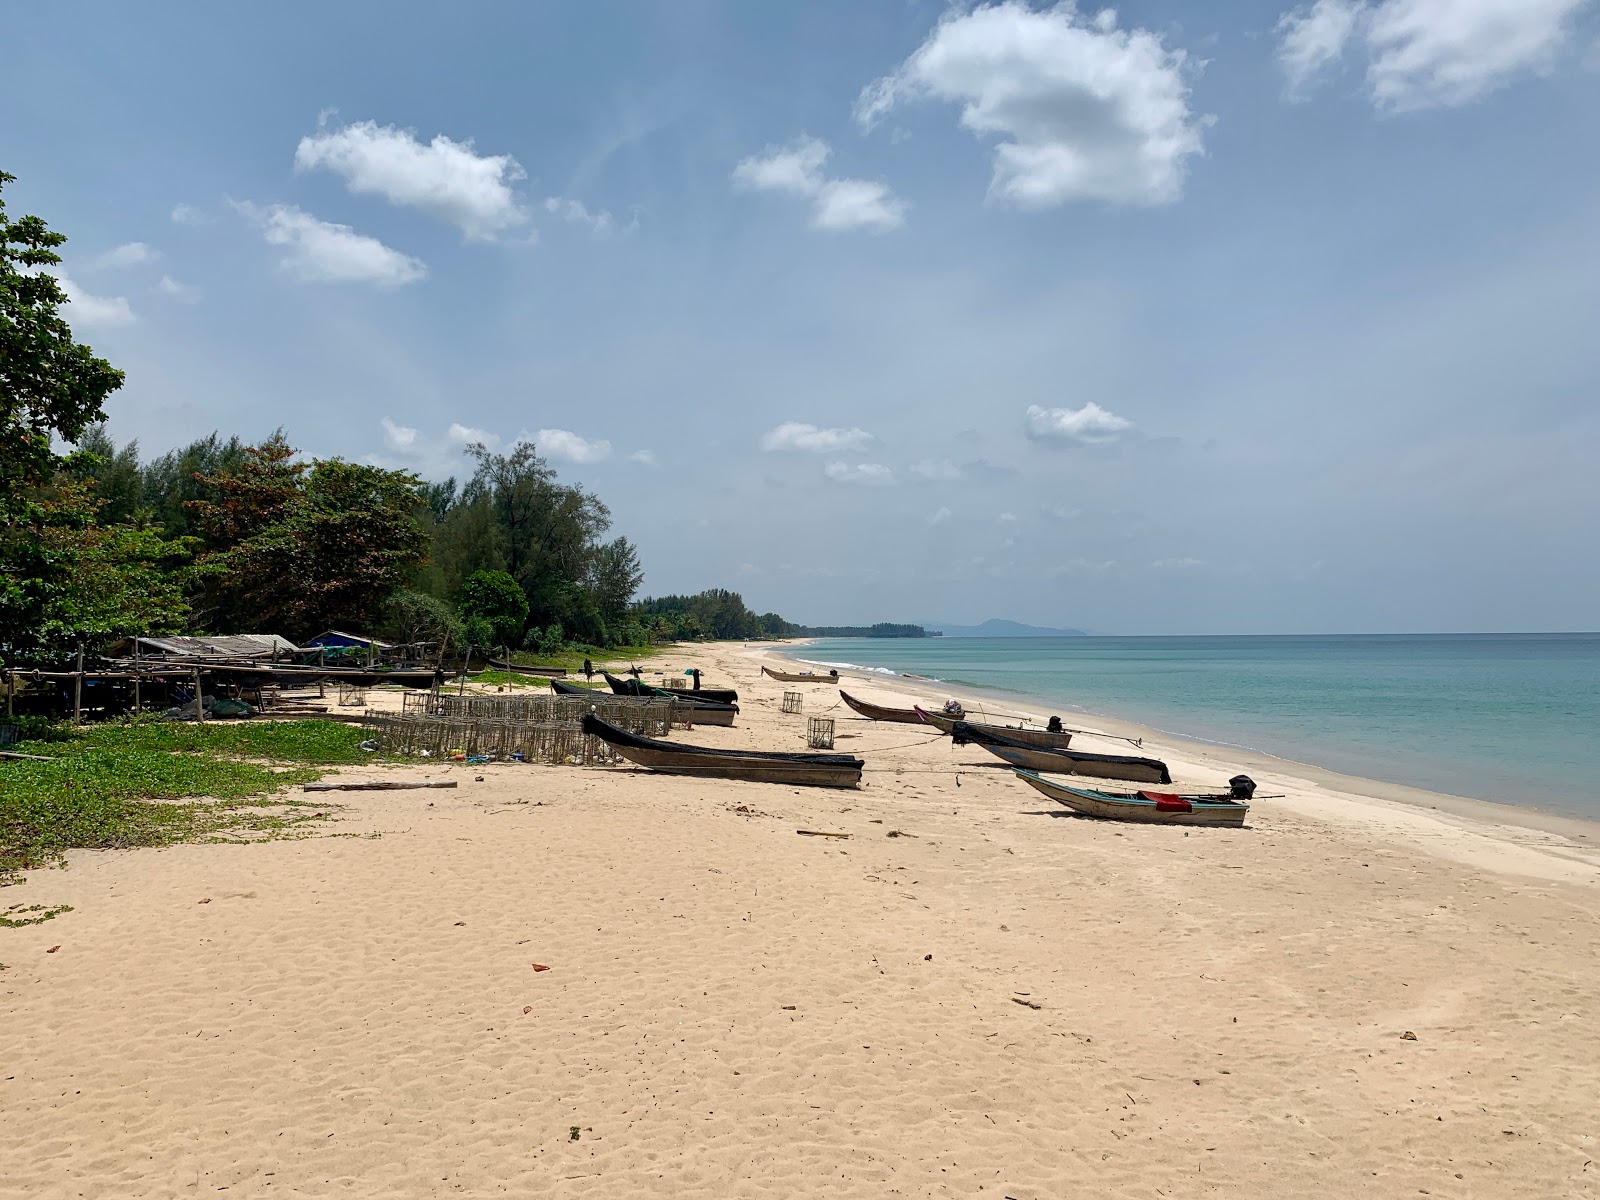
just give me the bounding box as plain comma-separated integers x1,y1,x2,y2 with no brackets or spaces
789,633,1600,821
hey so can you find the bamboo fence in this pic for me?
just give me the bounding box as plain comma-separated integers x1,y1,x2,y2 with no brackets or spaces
400,691,683,732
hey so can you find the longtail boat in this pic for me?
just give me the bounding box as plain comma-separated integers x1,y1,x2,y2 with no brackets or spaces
604,672,739,706
1012,769,1250,827
581,713,863,788
601,672,738,725
914,705,1072,748
841,689,960,725
762,665,840,684
951,721,1172,784
550,678,609,696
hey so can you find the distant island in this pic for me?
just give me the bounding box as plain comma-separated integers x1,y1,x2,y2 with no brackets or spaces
794,623,937,639
924,619,1086,638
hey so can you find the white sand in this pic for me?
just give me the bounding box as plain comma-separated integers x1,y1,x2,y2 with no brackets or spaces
4,642,1599,1198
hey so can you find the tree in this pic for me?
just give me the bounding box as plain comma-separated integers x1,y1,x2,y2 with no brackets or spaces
380,589,464,657
0,171,125,503
187,438,428,638
458,569,528,647
587,536,644,629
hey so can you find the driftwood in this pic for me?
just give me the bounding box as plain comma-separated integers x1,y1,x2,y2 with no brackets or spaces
796,830,851,838
302,780,459,792
0,750,54,762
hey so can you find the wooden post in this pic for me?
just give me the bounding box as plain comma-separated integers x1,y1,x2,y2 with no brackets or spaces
318,645,326,700
133,638,141,715
4,649,13,718
194,667,205,722
459,645,473,696
74,646,84,725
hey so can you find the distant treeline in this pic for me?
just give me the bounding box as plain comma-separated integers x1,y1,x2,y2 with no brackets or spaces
795,623,937,639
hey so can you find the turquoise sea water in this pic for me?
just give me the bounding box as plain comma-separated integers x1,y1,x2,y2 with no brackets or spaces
792,635,1600,819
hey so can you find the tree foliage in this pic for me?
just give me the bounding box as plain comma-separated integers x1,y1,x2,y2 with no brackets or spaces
459,569,529,648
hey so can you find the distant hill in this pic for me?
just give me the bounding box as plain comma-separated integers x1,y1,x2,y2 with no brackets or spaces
925,619,1087,638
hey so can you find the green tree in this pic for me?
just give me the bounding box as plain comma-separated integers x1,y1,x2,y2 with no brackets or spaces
380,589,464,657
458,569,529,647
187,438,427,639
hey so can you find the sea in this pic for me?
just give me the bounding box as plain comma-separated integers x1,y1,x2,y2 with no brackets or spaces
790,634,1600,821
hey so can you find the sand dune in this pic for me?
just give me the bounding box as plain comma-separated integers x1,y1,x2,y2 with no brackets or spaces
4,643,1599,1198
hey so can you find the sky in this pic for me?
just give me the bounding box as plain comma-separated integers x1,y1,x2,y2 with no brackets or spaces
7,0,1600,634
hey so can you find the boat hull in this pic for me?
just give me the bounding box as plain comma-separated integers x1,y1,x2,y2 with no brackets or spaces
840,689,950,725
915,706,1072,748
556,678,735,725
1013,770,1248,826
762,666,839,684
582,714,863,788
952,722,1171,784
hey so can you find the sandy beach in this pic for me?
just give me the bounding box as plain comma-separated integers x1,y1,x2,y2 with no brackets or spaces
5,641,1600,1199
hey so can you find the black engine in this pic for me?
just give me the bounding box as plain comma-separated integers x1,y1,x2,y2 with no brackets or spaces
1228,774,1257,800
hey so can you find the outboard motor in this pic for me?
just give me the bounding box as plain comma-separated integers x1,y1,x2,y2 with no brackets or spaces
1228,774,1257,800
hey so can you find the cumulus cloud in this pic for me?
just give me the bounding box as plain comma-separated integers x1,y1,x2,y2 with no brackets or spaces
448,422,498,447
760,421,875,453
733,137,906,232
51,273,134,327
909,458,964,480
1276,0,1364,95
536,428,613,464
544,196,635,236
856,2,1209,207
1025,402,1133,445
629,449,658,465
1275,0,1591,110
381,417,419,451
295,119,528,241
154,275,200,303
235,202,427,288
170,203,206,225
94,242,157,269
824,461,897,486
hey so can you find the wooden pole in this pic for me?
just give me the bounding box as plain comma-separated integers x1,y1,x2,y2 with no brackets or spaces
194,667,205,722
133,638,141,715
74,646,84,725
459,645,473,696
4,648,13,718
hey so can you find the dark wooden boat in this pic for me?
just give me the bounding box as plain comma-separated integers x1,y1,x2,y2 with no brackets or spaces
601,672,738,726
1013,770,1249,827
951,721,1171,784
604,672,738,706
550,678,608,696
486,657,567,678
841,689,960,725
581,714,863,788
914,705,1072,748
762,665,840,684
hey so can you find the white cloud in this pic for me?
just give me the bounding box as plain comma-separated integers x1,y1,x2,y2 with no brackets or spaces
824,461,896,486
856,2,1209,207
1275,0,1592,110
909,458,964,480
536,428,613,464
154,275,200,303
733,137,906,232
236,202,427,288
929,506,953,525
55,273,135,327
629,449,658,465
1152,556,1206,569
295,119,528,241
1048,557,1117,576
381,417,419,451
1276,0,1364,95
447,423,498,447
544,196,635,236
997,512,1018,523
1025,402,1133,445
760,421,875,453
95,242,157,269
170,203,206,225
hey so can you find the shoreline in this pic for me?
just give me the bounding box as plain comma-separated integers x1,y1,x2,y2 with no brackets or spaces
751,639,1600,877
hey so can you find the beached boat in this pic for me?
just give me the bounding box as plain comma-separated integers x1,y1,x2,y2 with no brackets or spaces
914,705,1073,748
581,713,864,788
761,665,840,684
550,678,609,696
951,721,1172,784
841,689,961,725
601,672,739,725
1012,769,1250,827
604,672,739,706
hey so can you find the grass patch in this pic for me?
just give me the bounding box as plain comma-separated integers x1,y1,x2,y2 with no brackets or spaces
0,720,374,882
500,643,661,673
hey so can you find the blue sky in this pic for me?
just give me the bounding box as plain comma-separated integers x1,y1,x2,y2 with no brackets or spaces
9,0,1600,633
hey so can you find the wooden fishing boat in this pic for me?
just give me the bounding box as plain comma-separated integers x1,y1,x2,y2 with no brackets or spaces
841,689,960,725
914,705,1073,748
604,672,739,706
762,665,840,684
950,721,1172,784
601,672,739,725
550,678,608,696
1012,769,1249,827
581,714,864,788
